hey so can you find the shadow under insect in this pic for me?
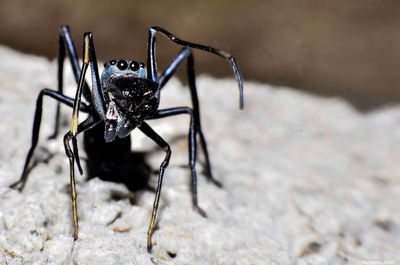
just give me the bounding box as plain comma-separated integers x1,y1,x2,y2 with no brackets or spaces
84,124,152,192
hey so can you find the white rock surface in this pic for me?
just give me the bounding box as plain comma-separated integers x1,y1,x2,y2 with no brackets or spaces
0,45,399,264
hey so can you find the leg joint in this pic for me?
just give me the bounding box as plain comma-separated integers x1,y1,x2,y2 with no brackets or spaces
63,132,74,158
161,146,171,168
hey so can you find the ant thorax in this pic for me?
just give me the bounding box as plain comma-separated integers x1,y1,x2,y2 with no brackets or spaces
101,59,159,142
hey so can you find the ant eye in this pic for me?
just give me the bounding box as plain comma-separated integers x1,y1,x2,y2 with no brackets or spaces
140,62,145,68
110,60,116,65
130,61,140,71
117,60,128,70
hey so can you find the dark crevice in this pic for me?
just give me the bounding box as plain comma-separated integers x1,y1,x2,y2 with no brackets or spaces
299,242,321,257
167,251,177,258
374,219,393,232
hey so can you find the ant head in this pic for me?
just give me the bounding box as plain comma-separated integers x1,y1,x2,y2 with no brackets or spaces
101,59,158,143
102,59,146,82
101,59,156,108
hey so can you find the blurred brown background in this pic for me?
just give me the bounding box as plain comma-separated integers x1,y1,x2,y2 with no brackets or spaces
0,0,399,110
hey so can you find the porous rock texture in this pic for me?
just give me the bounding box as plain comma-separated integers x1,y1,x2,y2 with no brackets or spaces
0,45,399,264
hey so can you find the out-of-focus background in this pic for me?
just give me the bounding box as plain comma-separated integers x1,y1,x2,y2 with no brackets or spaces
0,0,399,110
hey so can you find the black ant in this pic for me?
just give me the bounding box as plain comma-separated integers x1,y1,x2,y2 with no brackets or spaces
10,25,244,252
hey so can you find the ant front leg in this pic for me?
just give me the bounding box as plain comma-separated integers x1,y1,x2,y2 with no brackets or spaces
11,89,89,191
68,31,106,172
64,32,104,240
147,26,244,108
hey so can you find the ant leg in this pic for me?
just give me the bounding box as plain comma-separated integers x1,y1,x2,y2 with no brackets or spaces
157,47,191,88
147,26,244,108
48,34,66,139
64,31,106,240
148,107,208,217
10,89,89,191
187,52,221,186
68,31,106,173
139,122,171,253
75,32,106,120
61,32,105,239
64,116,100,240
49,26,92,139
157,48,222,187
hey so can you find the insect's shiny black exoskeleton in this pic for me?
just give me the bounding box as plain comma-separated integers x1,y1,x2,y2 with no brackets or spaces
101,59,159,142
11,25,244,252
